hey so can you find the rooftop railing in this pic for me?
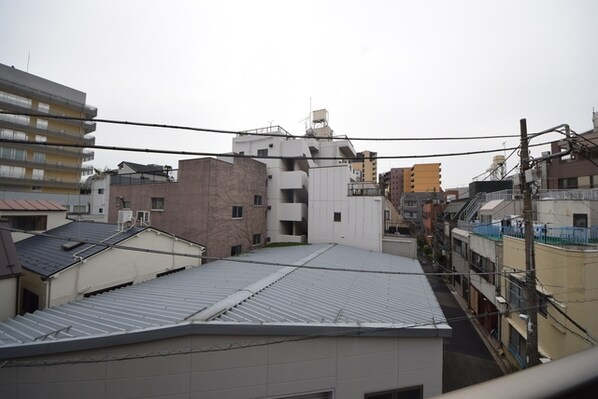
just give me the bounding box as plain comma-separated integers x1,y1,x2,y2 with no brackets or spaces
240,125,292,137
347,182,384,196
472,223,598,245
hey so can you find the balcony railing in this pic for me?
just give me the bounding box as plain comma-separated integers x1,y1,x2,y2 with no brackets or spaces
347,182,384,196
473,223,597,245
240,125,292,137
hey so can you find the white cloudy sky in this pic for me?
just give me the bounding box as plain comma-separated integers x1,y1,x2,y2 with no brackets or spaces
1,0,597,188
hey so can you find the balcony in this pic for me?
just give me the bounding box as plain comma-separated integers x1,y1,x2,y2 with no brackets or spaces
279,170,308,191
0,156,92,173
279,203,307,222
0,175,80,190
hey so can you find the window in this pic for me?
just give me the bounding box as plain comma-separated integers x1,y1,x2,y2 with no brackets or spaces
558,177,578,189
32,169,44,180
334,212,341,222
231,245,242,256
257,148,268,157
35,135,47,143
365,385,423,399
33,152,45,163
38,102,50,113
151,197,165,211
99,208,104,214
0,165,25,178
509,325,527,368
508,276,525,310
232,205,243,218
252,233,261,246
254,195,263,206
0,147,26,160
36,119,48,129
1,128,27,141
98,188,105,194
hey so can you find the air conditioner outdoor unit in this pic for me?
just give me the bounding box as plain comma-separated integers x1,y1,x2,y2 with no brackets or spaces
117,210,134,223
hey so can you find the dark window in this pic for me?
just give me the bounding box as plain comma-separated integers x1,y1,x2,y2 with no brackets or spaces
98,188,104,194
231,245,242,256
257,148,268,157
151,197,164,211
232,206,243,218
99,208,104,214
252,233,261,245
509,325,527,368
573,213,588,228
365,385,423,399
558,177,578,189
334,212,341,222
21,288,39,314
5,215,47,231
508,276,525,310
254,195,263,206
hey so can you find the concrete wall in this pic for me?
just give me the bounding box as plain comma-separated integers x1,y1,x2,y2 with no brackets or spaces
536,200,595,226
0,335,443,399
109,157,267,259
0,277,17,321
309,166,383,252
382,237,417,259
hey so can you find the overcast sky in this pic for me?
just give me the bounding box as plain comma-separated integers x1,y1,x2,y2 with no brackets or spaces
1,0,597,188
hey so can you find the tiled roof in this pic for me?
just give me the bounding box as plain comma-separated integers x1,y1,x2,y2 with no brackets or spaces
0,244,449,358
0,199,66,211
15,221,144,278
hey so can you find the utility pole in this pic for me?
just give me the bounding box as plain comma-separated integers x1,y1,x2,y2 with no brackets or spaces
519,118,540,367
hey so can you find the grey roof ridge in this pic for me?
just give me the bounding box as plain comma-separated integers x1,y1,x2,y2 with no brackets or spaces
187,243,337,322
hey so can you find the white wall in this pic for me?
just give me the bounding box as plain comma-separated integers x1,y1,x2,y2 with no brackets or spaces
90,177,109,223
536,200,593,226
309,166,383,252
0,335,443,399
0,277,17,322
44,229,204,307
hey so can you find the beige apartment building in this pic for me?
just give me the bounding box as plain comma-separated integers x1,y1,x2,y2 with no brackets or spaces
351,150,377,182
410,163,442,192
0,63,96,194
501,236,598,366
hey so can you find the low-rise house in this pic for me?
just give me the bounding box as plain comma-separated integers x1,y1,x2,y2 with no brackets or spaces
0,243,449,398
0,222,21,321
16,221,205,312
0,199,69,242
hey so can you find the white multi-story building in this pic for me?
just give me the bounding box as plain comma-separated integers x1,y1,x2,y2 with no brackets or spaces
232,110,356,243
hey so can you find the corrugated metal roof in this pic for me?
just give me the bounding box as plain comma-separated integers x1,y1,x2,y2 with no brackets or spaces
0,244,449,356
15,221,145,277
0,199,66,211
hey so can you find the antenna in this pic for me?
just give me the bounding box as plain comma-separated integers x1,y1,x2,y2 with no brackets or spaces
26,53,30,73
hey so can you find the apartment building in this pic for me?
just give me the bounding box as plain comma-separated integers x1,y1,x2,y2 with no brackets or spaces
351,150,377,182
232,110,357,244
450,190,598,369
410,163,442,192
0,63,96,194
109,156,267,259
545,113,598,190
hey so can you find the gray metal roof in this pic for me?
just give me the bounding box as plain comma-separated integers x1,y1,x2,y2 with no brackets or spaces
0,244,450,359
16,221,145,277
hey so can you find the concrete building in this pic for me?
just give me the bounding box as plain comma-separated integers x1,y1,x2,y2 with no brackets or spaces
351,150,377,182
546,112,598,190
16,221,204,312
0,63,96,194
410,163,442,192
0,244,450,398
0,199,70,242
232,112,357,244
109,156,267,259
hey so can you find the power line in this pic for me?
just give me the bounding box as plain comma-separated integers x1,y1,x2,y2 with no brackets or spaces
0,137,555,161
0,111,525,142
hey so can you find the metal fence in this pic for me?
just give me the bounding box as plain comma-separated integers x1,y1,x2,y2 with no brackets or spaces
473,223,595,245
